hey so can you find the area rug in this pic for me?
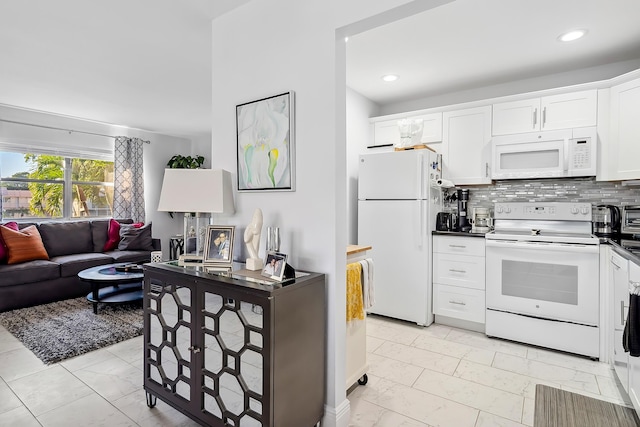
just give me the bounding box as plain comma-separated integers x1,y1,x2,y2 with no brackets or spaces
534,384,640,427
0,297,143,365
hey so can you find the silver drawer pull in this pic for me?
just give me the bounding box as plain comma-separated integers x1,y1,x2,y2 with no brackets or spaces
449,269,467,274
449,300,466,306
449,244,467,248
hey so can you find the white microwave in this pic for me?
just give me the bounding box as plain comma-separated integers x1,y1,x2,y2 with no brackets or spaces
491,127,597,180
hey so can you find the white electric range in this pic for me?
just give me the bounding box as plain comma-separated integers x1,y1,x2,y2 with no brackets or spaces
485,202,601,358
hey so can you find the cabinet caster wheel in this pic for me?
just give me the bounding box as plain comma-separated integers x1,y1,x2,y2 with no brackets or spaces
146,392,157,408
357,374,368,385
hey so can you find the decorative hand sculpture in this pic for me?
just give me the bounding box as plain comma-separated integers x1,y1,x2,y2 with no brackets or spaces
244,208,264,270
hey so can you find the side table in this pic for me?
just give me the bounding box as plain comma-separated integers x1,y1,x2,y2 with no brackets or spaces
169,235,184,260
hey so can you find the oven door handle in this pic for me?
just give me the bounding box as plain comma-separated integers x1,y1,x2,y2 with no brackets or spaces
485,239,599,253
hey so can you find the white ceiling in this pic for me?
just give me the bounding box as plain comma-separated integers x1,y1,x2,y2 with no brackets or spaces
1,1,640,139
0,0,247,139
347,0,640,107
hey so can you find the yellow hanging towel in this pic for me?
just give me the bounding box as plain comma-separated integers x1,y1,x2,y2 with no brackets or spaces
346,262,365,323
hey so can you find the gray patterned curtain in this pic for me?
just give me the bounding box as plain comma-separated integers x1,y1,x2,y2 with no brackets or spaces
113,136,146,221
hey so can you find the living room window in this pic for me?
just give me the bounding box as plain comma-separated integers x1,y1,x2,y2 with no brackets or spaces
0,151,114,220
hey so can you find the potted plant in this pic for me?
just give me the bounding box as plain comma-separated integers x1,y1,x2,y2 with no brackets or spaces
166,155,205,169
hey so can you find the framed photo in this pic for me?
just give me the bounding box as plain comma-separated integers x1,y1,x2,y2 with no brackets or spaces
203,226,235,266
236,91,295,192
261,251,288,281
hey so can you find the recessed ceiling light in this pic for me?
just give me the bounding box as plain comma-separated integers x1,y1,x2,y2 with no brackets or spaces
382,74,399,82
558,29,587,42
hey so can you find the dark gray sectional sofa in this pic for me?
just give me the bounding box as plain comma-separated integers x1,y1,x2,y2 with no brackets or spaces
0,218,160,312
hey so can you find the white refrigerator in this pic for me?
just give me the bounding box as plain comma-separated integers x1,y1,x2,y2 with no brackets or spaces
357,149,443,326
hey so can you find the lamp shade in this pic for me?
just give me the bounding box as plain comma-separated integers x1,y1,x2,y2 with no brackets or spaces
157,169,235,214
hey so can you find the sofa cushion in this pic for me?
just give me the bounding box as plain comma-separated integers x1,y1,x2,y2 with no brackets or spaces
0,222,19,263
91,218,134,252
105,250,151,264
52,253,114,278
118,223,154,251
0,225,49,265
0,260,60,287
38,221,93,257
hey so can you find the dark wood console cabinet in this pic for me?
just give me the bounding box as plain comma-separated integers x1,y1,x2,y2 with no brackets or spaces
142,263,327,427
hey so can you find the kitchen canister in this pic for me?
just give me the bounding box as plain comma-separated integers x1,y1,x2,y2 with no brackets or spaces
151,251,163,263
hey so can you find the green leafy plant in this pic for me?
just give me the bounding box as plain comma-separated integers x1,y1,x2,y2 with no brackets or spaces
166,155,205,169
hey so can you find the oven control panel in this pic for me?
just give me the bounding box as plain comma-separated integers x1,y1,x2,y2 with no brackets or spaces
494,202,592,221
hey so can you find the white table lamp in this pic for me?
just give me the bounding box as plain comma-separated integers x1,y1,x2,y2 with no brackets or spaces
158,169,235,259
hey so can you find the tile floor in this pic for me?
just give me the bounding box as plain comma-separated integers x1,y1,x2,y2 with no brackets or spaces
0,313,632,426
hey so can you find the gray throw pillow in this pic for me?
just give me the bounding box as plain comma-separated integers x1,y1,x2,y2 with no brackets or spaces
118,223,154,251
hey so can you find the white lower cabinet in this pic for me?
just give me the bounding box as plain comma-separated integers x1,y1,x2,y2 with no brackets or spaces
628,262,640,414
611,250,630,393
433,235,486,329
434,284,485,323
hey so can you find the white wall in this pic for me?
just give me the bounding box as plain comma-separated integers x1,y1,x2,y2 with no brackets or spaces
210,1,448,425
0,104,193,259
346,88,378,244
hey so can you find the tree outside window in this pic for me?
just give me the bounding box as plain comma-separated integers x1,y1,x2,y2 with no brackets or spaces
0,151,114,220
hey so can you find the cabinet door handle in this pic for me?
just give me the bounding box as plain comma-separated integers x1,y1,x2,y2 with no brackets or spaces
449,244,466,248
622,300,626,326
611,259,621,269
542,107,547,127
188,346,201,354
449,300,466,306
485,162,489,178
533,108,537,128
449,269,467,274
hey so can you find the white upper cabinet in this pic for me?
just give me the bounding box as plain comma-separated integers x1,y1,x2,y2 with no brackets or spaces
605,77,640,180
373,119,400,147
492,89,597,135
372,112,442,147
442,106,492,185
413,113,443,143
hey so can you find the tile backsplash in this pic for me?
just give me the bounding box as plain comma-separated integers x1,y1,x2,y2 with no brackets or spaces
444,178,640,211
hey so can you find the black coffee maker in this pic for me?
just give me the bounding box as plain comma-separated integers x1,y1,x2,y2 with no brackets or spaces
456,189,471,232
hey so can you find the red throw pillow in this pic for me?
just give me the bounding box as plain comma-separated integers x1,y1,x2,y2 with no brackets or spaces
103,219,144,251
103,219,121,251
0,222,19,263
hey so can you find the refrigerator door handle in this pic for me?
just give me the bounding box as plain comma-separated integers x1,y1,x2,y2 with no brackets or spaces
417,200,425,249
417,152,424,199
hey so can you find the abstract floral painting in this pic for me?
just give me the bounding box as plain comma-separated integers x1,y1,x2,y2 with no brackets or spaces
236,92,295,191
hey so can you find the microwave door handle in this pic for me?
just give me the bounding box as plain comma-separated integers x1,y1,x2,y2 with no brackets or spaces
563,137,569,172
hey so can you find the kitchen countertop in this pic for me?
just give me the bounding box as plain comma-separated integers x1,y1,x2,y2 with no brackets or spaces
347,244,372,255
432,230,488,238
602,235,640,265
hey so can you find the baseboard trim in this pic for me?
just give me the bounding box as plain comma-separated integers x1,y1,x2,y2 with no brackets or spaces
322,398,350,427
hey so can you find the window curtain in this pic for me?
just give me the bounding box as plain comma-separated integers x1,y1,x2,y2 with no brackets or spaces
113,136,147,222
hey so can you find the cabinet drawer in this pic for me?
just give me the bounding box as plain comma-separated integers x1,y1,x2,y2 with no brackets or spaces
434,253,485,290
433,235,486,256
434,284,485,323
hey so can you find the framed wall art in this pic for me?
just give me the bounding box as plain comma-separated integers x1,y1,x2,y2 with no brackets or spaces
203,225,235,266
236,91,295,192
